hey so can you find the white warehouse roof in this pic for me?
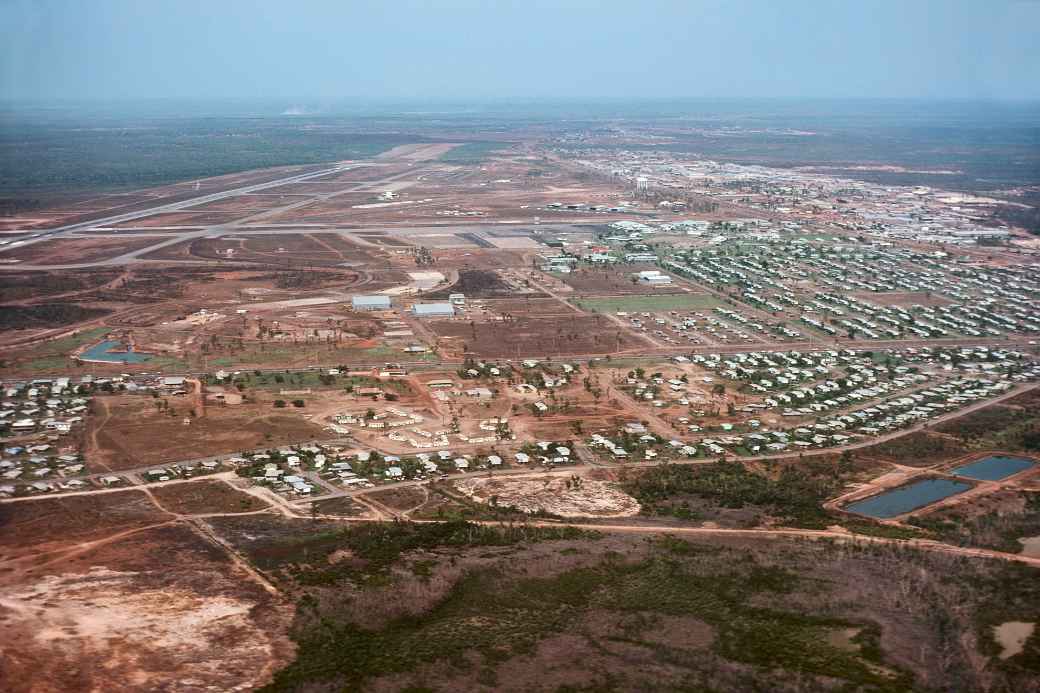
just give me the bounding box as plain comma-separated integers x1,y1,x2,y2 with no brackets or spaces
352,295,391,310
412,302,455,317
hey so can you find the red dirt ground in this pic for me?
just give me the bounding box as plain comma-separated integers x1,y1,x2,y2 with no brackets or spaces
428,313,643,358
0,236,165,264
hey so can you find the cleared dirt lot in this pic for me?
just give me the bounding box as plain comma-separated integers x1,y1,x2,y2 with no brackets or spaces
0,492,293,693
428,313,644,358
0,490,169,561
455,476,641,517
150,480,270,515
86,395,331,471
481,297,578,316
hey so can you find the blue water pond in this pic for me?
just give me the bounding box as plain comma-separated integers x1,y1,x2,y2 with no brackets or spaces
845,478,971,519
952,455,1035,481
80,340,152,364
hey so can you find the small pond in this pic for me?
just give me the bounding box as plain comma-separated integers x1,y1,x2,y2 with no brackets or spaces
844,478,971,519
80,340,153,364
952,455,1035,481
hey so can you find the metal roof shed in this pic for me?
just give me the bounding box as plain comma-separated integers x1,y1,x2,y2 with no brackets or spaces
412,302,455,318
352,295,391,311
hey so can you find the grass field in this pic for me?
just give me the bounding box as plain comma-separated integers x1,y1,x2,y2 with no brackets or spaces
573,294,722,314
1,327,110,373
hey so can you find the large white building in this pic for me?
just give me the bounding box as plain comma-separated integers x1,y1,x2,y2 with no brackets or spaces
636,270,672,286
352,295,391,311
412,302,455,318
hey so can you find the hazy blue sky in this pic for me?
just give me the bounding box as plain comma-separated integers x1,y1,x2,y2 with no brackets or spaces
2,0,1038,102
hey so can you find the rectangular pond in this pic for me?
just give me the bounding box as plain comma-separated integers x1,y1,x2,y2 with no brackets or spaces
844,478,971,519
80,340,152,364
952,455,1035,481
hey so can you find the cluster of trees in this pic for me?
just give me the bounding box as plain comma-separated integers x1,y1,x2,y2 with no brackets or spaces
0,303,111,330
624,459,844,527
1,119,423,194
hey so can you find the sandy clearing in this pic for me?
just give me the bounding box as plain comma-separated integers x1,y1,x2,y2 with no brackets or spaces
455,476,640,518
0,566,282,692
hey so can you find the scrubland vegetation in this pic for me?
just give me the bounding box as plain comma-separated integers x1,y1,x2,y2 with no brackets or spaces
204,517,1040,692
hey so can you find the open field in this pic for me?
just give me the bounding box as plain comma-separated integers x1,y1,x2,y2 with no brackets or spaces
86,394,331,471
0,490,169,558
481,297,579,316
428,313,644,358
150,480,271,515
455,476,641,518
0,492,293,692
0,235,164,264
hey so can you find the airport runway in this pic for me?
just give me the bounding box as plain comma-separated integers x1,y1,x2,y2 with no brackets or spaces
10,163,361,239
0,161,415,268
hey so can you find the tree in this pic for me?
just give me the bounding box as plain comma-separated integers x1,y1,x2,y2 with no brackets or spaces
274,399,286,408
839,449,854,473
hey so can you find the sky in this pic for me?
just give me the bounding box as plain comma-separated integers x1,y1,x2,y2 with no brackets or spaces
1,0,1039,102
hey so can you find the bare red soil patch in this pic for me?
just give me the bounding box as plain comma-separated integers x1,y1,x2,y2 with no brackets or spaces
1,236,163,265
429,313,641,358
